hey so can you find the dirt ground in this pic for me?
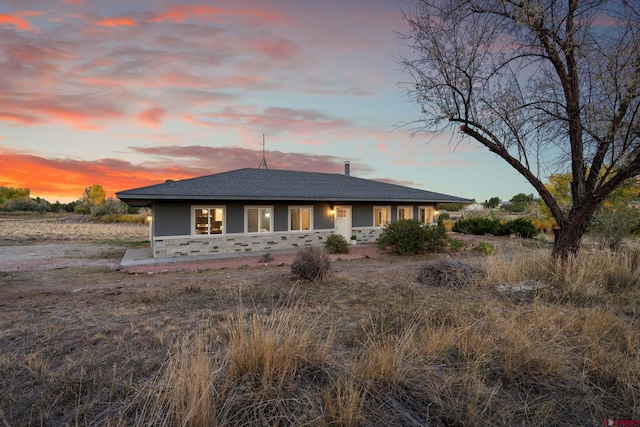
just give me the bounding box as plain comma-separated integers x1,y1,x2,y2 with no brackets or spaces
0,213,531,298
0,213,550,426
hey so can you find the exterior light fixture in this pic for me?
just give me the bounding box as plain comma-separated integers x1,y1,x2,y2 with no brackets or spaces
329,203,335,218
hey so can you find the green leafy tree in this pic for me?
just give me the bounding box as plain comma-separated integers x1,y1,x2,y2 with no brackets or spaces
0,187,30,205
401,0,640,259
510,193,534,204
483,197,500,209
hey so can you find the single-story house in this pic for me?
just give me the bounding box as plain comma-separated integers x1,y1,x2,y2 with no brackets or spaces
116,164,471,259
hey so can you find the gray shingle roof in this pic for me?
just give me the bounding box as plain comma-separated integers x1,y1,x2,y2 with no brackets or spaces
117,168,470,205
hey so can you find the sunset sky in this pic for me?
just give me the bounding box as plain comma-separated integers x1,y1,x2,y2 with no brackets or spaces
0,0,535,203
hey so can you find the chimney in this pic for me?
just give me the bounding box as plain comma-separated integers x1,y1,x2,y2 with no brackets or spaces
344,161,350,177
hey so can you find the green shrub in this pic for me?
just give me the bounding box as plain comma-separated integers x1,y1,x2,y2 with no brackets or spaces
90,199,129,218
453,217,538,238
437,212,450,221
377,219,447,255
438,202,466,211
453,217,506,235
0,197,50,213
325,234,350,254
424,222,448,252
291,247,331,282
477,242,496,255
448,238,465,252
504,217,539,238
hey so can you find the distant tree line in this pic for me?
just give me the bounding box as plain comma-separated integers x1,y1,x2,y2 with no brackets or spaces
0,184,144,222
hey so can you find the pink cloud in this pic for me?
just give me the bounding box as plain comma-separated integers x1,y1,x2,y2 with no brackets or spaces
0,91,126,130
149,5,285,25
0,12,39,33
131,144,372,176
137,107,166,128
249,37,299,60
376,143,390,153
0,111,40,125
96,16,136,27
186,106,352,138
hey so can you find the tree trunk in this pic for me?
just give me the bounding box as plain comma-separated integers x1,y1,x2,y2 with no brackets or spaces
551,208,593,261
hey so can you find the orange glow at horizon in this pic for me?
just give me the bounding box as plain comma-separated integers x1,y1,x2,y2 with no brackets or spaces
0,152,194,202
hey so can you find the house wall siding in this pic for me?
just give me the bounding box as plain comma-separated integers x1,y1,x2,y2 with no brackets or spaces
151,201,436,259
352,203,372,227
155,203,190,236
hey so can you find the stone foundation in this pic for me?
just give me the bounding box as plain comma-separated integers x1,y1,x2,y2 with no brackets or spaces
153,227,383,258
153,230,334,258
350,227,383,244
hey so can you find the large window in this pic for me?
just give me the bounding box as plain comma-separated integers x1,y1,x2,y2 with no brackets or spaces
193,206,224,235
289,206,312,231
374,206,390,227
246,206,272,233
419,206,435,224
398,206,413,220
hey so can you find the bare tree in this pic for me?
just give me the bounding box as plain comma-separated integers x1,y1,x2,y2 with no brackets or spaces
400,0,640,259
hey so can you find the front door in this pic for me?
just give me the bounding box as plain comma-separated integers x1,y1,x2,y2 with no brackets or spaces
335,206,351,240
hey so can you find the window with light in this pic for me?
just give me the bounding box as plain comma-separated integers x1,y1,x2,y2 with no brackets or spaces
290,206,312,231
398,206,413,220
193,206,224,235
246,206,272,233
374,206,390,227
419,206,434,224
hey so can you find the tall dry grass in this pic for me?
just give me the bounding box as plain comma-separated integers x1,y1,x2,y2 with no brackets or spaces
6,242,640,426
116,248,640,426
485,247,640,303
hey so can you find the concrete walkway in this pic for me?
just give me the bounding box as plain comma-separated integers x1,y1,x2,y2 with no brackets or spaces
120,245,328,267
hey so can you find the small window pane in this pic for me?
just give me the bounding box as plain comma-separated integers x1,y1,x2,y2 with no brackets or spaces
195,208,209,234
247,209,259,233
211,208,223,234
301,208,310,230
260,208,271,232
291,208,301,230
374,207,389,227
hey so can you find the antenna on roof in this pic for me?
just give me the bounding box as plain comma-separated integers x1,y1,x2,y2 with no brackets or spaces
258,134,269,169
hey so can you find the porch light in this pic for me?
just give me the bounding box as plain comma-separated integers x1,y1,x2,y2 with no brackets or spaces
329,203,335,218
146,215,152,223
434,210,440,216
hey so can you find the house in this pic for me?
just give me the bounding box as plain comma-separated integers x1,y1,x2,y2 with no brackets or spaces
116,163,471,259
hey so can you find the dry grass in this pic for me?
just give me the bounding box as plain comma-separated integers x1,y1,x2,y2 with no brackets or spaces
2,215,640,426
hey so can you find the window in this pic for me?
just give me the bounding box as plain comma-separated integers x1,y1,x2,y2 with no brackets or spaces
246,206,272,233
398,206,413,220
374,206,390,227
419,206,434,224
193,206,224,235
290,206,312,231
